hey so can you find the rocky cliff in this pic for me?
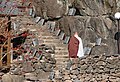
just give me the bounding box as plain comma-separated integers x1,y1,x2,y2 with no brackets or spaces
33,0,120,55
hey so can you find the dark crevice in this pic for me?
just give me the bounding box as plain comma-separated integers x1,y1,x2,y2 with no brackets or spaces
43,17,63,25
47,16,63,21
74,7,81,15
69,6,83,16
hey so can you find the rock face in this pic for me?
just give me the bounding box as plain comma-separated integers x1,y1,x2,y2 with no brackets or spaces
73,0,116,16
33,0,117,18
33,0,119,55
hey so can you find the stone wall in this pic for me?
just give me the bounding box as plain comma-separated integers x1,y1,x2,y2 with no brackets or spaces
54,54,120,82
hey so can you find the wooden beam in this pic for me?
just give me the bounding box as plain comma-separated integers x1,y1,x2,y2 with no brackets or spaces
0,47,2,66
0,45,8,47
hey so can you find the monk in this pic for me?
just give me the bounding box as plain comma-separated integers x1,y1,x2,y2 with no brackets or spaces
68,32,84,58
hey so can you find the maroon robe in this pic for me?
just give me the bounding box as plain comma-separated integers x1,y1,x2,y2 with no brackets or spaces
68,35,79,58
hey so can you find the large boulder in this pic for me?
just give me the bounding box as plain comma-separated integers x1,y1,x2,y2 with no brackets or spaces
33,0,73,19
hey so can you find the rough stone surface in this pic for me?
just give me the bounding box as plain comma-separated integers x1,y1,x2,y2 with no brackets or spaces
33,0,69,19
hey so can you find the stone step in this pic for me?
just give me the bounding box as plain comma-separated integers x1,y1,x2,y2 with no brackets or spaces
41,36,54,38
41,37,58,39
55,54,68,57
43,40,64,44
55,58,69,62
55,52,68,55
55,50,68,53
44,40,61,43
55,44,67,47
40,30,54,33
41,36,58,39
40,33,52,36
55,55,68,58
40,31,56,36
43,39,60,42
41,32,51,35
55,48,68,51
43,43,58,45
42,34,59,39
42,44,67,48
43,42,66,45
55,62,68,67
55,50,68,55
55,62,67,67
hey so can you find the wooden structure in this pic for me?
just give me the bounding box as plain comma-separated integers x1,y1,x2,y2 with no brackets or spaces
0,0,33,67
0,16,11,67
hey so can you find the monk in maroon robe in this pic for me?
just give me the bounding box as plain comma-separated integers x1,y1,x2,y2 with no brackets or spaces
68,35,79,58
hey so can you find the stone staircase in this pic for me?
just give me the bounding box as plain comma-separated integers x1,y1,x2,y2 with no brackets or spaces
18,16,69,72
21,16,69,69
38,25,69,69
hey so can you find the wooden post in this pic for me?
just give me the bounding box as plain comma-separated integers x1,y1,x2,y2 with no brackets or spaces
0,0,30,67
7,32,11,66
11,43,13,63
7,16,11,66
0,47,2,66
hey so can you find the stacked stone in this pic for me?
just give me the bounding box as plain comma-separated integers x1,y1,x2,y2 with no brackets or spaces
79,54,120,82
52,54,120,82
